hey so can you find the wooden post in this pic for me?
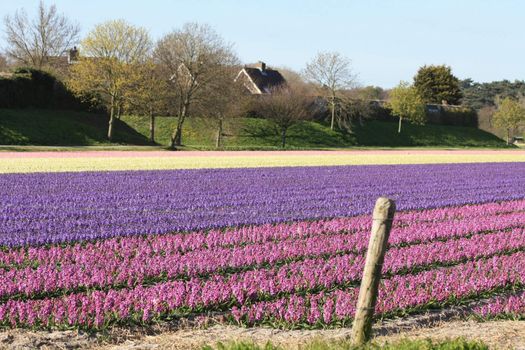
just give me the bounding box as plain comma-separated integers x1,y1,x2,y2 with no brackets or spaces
351,197,396,345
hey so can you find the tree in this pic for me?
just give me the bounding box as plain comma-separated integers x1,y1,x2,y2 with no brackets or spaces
155,23,237,149
68,20,151,141
493,97,525,144
124,60,170,144
198,65,247,148
3,1,80,69
413,65,462,105
252,86,311,148
388,82,426,133
303,51,356,130
0,53,8,71
461,79,525,110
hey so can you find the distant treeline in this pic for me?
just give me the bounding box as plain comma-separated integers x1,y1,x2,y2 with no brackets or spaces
461,79,525,110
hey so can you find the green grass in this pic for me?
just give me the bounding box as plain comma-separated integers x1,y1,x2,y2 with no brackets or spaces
0,108,510,149
203,338,488,350
122,115,509,149
354,120,507,148
120,115,356,149
0,109,149,146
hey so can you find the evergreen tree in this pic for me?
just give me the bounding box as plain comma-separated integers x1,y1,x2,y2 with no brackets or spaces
413,65,462,105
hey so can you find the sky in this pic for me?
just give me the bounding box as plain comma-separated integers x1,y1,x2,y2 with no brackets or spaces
0,0,524,88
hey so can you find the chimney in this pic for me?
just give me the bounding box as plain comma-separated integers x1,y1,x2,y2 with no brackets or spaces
68,46,79,64
256,61,266,72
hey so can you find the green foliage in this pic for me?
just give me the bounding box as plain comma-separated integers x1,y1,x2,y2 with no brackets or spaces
438,106,478,127
414,65,462,105
387,82,426,132
492,97,525,143
203,338,488,350
0,68,82,109
460,79,525,110
493,97,525,129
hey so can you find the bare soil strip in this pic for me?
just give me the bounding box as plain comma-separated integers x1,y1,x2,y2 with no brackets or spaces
1,318,524,350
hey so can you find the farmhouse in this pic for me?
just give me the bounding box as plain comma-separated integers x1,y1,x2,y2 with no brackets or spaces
235,61,286,94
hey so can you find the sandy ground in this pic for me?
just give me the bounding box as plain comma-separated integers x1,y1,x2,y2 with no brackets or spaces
1,149,524,158
1,319,524,350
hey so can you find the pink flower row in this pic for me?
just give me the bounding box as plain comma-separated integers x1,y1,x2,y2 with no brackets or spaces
231,251,525,325
472,291,525,318
1,216,523,301
2,247,525,328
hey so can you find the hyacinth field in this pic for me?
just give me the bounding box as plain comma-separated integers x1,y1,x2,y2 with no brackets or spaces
1,150,525,330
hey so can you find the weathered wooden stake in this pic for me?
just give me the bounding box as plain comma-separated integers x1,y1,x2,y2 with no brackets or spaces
351,197,396,345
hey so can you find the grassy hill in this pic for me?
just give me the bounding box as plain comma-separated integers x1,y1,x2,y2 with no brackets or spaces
0,108,510,149
0,109,149,146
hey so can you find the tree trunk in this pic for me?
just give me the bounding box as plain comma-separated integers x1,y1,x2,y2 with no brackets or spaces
281,127,287,148
170,124,182,149
330,98,336,131
116,103,121,120
398,116,403,133
507,129,511,145
170,103,189,149
215,116,223,149
149,111,155,144
107,97,115,141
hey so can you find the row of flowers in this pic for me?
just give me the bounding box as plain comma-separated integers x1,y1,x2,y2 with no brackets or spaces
2,162,525,247
3,151,525,174
473,291,525,319
1,247,524,328
2,221,524,302
1,211,524,301
3,198,524,270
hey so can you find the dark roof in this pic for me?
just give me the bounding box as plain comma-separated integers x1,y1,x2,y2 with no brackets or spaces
243,67,286,93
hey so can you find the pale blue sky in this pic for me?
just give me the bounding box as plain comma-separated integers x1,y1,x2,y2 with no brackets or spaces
1,0,523,88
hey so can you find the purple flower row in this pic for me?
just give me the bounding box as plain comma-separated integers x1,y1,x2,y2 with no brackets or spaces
2,162,525,247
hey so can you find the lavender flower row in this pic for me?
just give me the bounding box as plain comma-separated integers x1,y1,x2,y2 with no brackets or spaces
2,162,525,247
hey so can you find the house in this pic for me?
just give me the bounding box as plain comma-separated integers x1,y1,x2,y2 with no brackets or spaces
235,61,286,94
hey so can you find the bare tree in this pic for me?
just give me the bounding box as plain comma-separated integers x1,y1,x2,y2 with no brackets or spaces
303,51,356,130
199,64,247,148
0,53,8,71
124,59,171,144
252,86,311,148
3,0,80,69
155,22,238,149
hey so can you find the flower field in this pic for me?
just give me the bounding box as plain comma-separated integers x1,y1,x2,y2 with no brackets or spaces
1,150,525,330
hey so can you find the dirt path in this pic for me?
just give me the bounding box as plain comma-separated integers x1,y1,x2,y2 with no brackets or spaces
1,320,524,350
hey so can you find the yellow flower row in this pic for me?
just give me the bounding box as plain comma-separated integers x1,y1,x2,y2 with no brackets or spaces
2,151,525,173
